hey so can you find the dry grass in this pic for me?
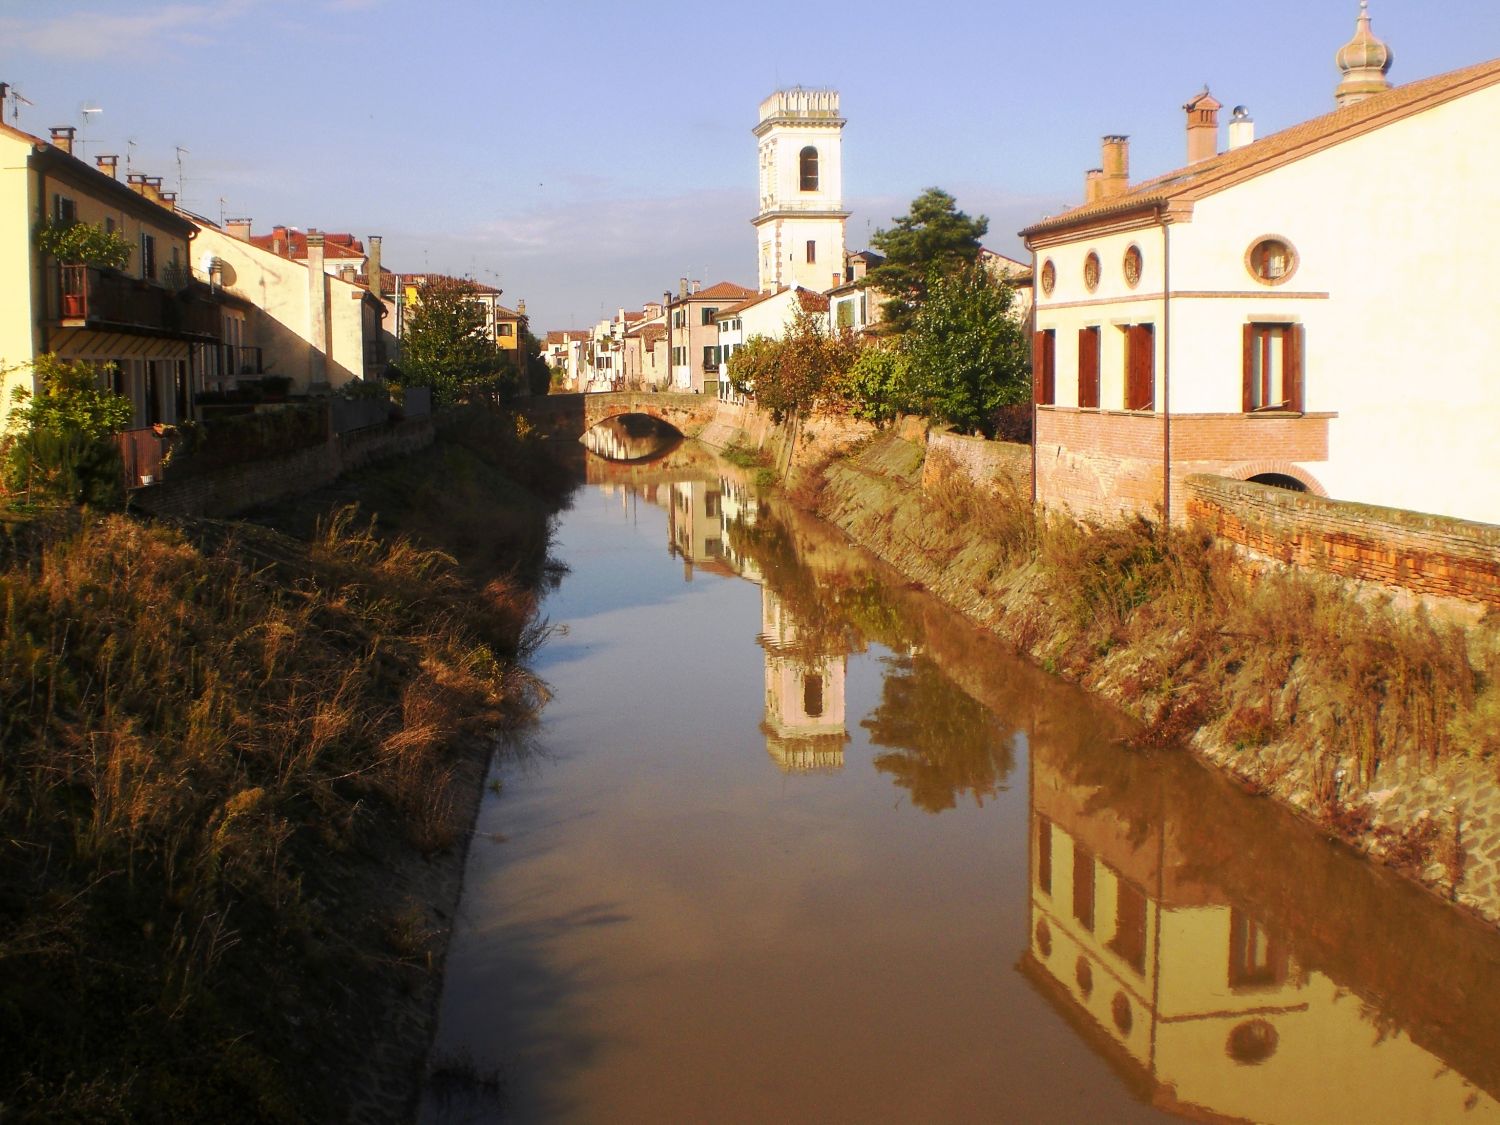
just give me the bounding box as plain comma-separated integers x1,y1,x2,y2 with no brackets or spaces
886,454,1494,800
0,417,566,1119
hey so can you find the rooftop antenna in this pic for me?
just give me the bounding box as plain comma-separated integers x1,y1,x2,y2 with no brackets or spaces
175,146,189,196
126,137,137,175
79,104,102,157
3,83,35,123
217,196,228,226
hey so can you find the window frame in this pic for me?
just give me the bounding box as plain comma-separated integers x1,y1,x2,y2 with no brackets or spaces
1077,326,1101,408
799,145,819,192
1123,323,1155,411
1242,322,1304,412
1032,328,1056,405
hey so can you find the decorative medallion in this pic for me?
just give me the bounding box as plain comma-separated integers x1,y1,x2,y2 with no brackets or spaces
1246,236,1298,285
1083,251,1101,293
1040,258,1056,296
1123,244,1143,288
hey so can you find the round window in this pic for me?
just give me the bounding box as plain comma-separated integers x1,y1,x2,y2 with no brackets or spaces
1246,237,1298,285
1075,956,1094,997
1123,244,1143,288
1226,1019,1280,1065
1040,258,1056,296
1083,252,1101,293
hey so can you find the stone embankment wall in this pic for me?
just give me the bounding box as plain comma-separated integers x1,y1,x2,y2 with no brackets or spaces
1186,474,1500,609
130,417,434,519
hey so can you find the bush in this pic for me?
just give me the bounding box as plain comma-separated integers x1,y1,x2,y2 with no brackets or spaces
2,355,131,507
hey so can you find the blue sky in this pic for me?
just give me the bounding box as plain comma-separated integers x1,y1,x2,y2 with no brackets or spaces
3,1,1496,330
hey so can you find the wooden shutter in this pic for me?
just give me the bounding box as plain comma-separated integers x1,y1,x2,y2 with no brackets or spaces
1126,325,1154,410
1032,332,1047,404
1242,324,1256,412
1286,324,1305,412
1078,327,1100,408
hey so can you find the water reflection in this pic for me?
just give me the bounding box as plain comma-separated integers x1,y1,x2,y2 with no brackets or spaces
579,413,682,461
721,478,1500,1123
430,447,1500,1124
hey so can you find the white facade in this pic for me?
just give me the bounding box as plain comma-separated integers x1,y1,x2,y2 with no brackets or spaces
753,89,849,294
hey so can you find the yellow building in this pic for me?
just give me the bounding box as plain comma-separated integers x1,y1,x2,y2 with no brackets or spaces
1,123,227,431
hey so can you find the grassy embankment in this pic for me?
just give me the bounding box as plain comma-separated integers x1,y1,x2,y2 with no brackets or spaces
813,434,1500,870
0,408,574,1122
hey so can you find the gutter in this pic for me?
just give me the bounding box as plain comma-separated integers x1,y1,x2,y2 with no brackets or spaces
1162,204,1173,528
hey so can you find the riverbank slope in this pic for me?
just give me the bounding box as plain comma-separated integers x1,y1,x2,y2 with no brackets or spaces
0,407,574,1122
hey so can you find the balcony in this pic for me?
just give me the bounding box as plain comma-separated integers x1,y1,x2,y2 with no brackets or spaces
49,264,219,341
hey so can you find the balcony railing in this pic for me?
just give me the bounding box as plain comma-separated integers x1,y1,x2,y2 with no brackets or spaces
49,264,219,340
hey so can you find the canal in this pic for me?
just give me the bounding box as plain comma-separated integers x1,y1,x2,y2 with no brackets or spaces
422,439,1500,1124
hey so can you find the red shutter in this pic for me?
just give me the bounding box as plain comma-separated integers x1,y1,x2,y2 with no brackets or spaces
1043,332,1056,405
1286,324,1305,412
1032,332,1044,405
1242,324,1255,412
1078,327,1100,408
1126,325,1154,411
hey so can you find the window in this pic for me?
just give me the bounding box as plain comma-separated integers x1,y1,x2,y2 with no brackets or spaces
672,345,686,366
52,194,77,225
799,145,819,191
700,306,717,326
703,344,720,370
1072,844,1095,931
1083,251,1101,293
836,298,855,329
497,323,514,337
1243,323,1304,411
806,240,816,264
1246,237,1297,285
1033,329,1056,405
803,673,824,718
1124,323,1154,410
673,309,685,328
1228,910,1288,990
140,232,157,281
1040,258,1056,296
1108,875,1148,975
1123,244,1143,288
1036,816,1052,894
1078,326,1101,408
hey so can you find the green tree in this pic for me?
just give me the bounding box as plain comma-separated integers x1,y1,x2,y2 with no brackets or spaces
830,342,913,425
862,188,988,334
34,219,133,269
399,277,509,405
3,355,131,506
903,262,1029,437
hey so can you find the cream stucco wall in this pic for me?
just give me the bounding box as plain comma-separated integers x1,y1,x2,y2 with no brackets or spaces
195,225,371,392
0,131,38,426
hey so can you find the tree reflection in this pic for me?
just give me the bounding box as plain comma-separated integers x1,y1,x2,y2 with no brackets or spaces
863,653,1017,813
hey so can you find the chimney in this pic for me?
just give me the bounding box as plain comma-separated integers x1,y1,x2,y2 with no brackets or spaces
159,191,177,213
306,231,329,387
95,154,118,180
1184,89,1222,164
517,299,526,317
691,279,701,294
1085,168,1104,203
49,126,75,155
1100,136,1130,199
227,217,253,241
1228,105,1255,151
339,265,356,281
679,278,689,298
366,234,382,301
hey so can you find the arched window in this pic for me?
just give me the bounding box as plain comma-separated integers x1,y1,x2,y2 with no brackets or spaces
799,146,819,192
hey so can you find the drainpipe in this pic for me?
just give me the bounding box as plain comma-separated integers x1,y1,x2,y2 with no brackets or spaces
1029,242,1039,508
1161,205,1173,529
33,154,49,356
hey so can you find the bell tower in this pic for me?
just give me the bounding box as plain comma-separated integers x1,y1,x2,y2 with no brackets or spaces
753,88,849,293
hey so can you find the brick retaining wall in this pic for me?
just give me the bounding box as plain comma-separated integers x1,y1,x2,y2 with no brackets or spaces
1186,473,1500,606
922,430,1031,495
130,418,434,519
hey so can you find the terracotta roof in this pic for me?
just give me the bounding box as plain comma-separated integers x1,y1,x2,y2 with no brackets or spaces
633,324,667,349
689,281,757,301
719,288,782,317
719,286,829,317
1023,54,1500,240
623,311,645,323
402,273,503,295
796,288,830,313
249,227,366,259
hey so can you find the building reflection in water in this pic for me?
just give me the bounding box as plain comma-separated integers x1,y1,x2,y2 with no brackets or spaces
1022,737,1500,1124
758,587,848,773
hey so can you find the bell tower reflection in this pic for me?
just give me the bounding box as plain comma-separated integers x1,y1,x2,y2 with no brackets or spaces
758,587,848,773
1021,741,1500,1123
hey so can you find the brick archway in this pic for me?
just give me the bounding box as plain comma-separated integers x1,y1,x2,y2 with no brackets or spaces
1224,460,1327,496
521,392,719,441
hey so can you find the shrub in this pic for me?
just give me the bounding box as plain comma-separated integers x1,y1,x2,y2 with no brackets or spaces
2,355,130,507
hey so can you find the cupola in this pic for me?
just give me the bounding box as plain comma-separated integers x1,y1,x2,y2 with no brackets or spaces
1335,0,1393,107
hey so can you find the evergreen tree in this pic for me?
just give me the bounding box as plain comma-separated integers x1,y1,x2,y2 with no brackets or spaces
400,277,508,405
862,188,988,335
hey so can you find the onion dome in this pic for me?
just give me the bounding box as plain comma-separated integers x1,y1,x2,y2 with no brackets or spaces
1336,1,1394,106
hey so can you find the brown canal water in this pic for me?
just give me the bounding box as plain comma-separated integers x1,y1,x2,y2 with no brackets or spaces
421,443,1500,1125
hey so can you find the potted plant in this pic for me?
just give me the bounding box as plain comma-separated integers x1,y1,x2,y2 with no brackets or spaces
34,220,133,318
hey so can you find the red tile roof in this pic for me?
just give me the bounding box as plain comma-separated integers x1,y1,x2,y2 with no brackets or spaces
689,281,757,301
249,227,365,259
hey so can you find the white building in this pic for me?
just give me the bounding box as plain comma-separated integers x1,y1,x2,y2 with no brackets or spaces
1021,4,1500,526
753,88,848,294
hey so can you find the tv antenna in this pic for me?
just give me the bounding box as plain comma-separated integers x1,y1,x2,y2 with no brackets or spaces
175,146,189,196
79,104,102,156
1,83,34,123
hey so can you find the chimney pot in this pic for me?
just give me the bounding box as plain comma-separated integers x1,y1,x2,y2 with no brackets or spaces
1085,168,1104,204
95,153,119,179
49,126,76,155
1184,89,1222,164
226,217,253,240
1228,105,1256,151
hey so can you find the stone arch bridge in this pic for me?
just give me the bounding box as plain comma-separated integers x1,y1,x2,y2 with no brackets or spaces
520,392,720,441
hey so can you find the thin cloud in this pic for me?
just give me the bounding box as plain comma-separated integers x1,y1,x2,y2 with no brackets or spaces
0,2,252,60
